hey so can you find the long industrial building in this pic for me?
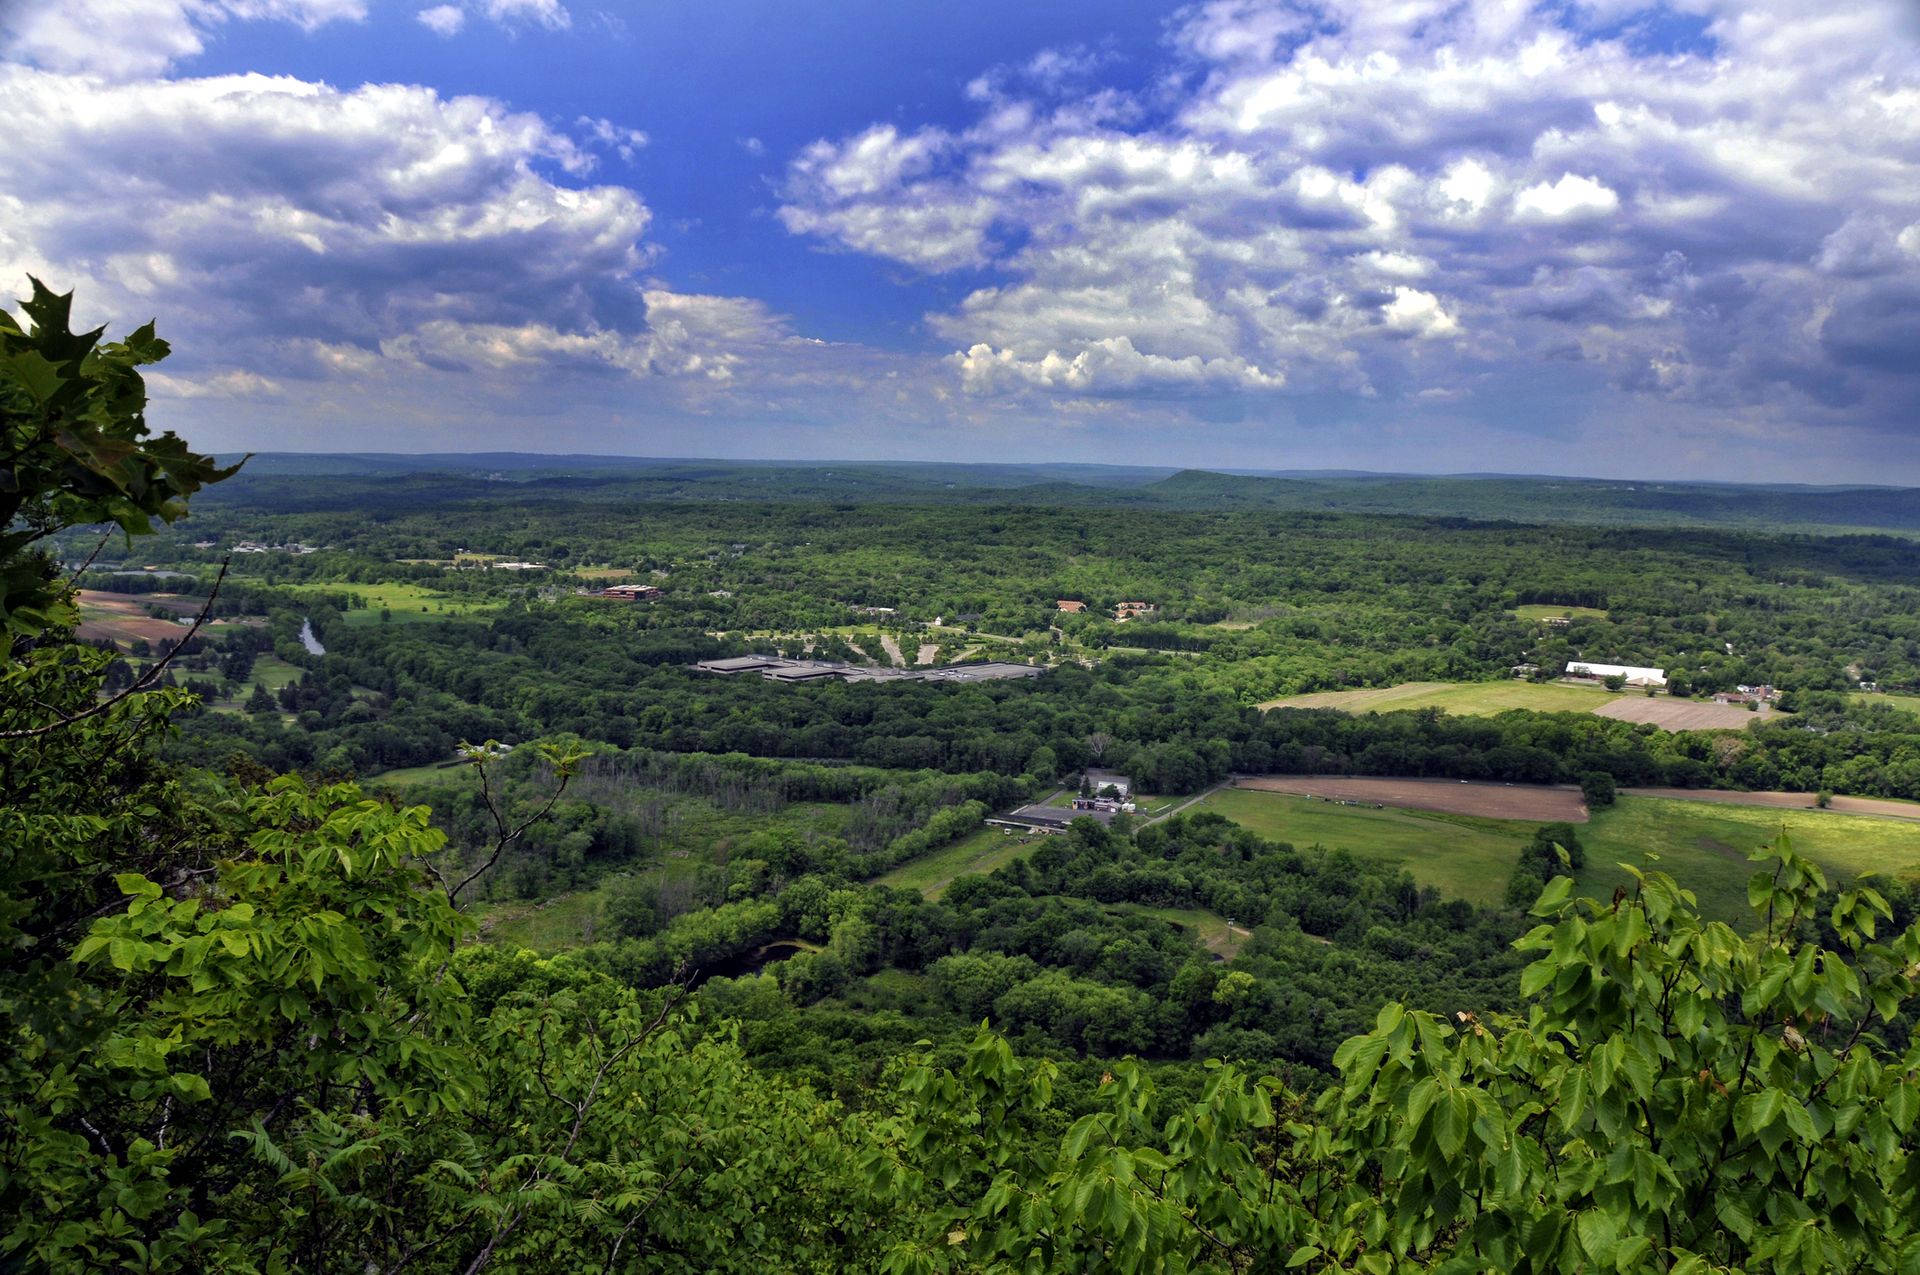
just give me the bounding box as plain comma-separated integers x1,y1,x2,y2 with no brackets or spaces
693,655,1044,685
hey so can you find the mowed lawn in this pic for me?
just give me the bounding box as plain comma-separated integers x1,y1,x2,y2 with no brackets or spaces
878,826,1047,899
1259,680,1627,715
1512,604,1609,622
1196,788,1920,923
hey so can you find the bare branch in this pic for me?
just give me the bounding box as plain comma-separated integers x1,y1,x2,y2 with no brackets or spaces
63,530,113,589
441,750,575,907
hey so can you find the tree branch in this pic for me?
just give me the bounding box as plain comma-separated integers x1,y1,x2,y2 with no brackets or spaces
0,557,230,740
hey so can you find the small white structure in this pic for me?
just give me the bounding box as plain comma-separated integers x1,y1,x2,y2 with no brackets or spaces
1568,661,1667,688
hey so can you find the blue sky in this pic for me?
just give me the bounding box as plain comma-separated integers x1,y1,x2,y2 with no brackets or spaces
3,0,1919,481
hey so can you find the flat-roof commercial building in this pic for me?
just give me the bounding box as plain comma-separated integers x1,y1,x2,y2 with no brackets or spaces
1567,661,1667,688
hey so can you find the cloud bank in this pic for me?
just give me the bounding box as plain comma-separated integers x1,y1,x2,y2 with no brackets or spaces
778,0,1920,462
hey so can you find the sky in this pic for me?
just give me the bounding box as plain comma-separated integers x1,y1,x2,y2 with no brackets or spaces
2,0,1918,482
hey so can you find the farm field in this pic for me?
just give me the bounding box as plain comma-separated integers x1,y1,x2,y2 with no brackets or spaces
1231,775,1588,821
1513,604,1610,621
1196,787,1920,922
1622,787,1920,822
1595,698,1777,730
877,825,1047,900
74,589,203,646
1194,788,1541,904
1575,798,1920,922
1259,680,1627,715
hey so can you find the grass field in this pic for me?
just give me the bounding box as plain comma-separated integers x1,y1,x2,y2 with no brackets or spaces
877,826,1047,899
284,581,492,626
1854,691,1920,719
1513,604,1610,621
1259,680,1628,716
1194,789,1536,904
1196,788,1920,922
1576,798,1920,922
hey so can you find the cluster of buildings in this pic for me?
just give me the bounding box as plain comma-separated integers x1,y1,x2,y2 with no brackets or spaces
693,655,1044,686
227,540,322,555
587,583,663,601
1714,685,1780,705
1055,599,1158,620
1566,661,1668,688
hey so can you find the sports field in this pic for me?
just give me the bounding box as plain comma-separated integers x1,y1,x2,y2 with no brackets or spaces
1259,680,1627,715
1193,787,1920,921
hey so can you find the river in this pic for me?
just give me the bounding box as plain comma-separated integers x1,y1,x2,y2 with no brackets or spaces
298,617,326,656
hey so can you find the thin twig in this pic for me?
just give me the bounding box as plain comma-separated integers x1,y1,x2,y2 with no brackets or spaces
63,531,112,589
1,557,230,740
441,753,575,906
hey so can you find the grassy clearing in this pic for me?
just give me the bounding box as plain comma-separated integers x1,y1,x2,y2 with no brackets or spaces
1260,680,1628,716
878,826,1048,900
475,887,607,952
1853,691,1920,719
1109,904,1251,960
1195,788,1920,922
1513,604,1610,622
363,759,470,786
1193,789,1533,905
284,581,492,626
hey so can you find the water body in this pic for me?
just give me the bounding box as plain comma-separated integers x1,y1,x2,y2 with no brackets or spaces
298,618,326,656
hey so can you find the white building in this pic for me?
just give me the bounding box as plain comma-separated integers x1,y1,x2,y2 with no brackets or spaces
1567,661,1667,688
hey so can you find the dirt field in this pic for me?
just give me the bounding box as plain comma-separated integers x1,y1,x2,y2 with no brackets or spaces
1623,788,1920,823
1594,698,1777,731
1260,680,1625,716
75,590,197,645
1232,775,1590,822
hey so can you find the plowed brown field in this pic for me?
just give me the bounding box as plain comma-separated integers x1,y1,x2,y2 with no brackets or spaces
1231,775,1589,821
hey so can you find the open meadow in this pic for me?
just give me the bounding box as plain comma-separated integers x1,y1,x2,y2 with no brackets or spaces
1195,787,1920,921
284,580,493,625
877,825,1048,899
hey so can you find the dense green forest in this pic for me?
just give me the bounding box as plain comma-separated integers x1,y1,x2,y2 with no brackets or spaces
8,289,1920,1271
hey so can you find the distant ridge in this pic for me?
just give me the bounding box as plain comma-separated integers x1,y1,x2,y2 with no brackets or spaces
207,455,1920,532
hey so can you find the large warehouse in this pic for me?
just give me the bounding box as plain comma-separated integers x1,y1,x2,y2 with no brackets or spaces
1567,661,1668,688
